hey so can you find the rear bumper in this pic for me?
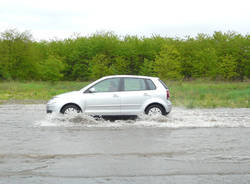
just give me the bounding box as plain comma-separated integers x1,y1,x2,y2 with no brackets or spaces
164,100,172,114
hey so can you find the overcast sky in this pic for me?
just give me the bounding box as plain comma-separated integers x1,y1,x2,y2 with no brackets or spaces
0,0,249,40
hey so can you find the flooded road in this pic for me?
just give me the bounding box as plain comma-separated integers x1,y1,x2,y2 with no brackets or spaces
0,105,250,184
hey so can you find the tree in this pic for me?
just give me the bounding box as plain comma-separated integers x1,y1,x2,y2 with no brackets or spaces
110,56,130,75
0,29,40,80
89,54,113,79
217,55,238,80
72,59,90,81
40,56,65,81
139,58,156,76
154,44,183,80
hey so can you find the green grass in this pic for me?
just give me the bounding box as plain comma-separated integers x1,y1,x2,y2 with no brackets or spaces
166,80,250,108
0,81,90,103
0,80,249,108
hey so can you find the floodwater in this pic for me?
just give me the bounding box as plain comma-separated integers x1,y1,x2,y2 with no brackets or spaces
0,105,250,184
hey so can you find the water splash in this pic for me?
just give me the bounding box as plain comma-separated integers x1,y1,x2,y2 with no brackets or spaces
35,108,250,129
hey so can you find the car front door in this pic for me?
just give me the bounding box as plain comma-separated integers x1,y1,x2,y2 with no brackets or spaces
83,78,121,116
120,78,151,115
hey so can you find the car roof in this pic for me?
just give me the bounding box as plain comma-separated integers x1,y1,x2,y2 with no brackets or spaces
101,75,159,80
80,75,159,92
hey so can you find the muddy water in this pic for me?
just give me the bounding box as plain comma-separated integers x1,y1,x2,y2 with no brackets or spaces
0,105,250,184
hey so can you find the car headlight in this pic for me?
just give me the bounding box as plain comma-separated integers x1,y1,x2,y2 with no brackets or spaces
47,96,59,105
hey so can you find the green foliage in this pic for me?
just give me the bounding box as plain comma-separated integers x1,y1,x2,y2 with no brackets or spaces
217,55,238,80
89,54,113,79
139,58,156,76
72,59,90,81
0,29,249,81
40,56,65,81
154,45,183,80
110,56,131,75
0,29,40,80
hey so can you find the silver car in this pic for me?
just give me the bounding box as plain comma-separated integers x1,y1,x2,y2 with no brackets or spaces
46,75,172,118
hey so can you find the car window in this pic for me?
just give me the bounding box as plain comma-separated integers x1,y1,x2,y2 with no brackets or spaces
92,78,120,92
146,79,156,90
124,78,147,91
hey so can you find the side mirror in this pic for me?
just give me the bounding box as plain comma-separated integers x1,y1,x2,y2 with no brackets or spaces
89,87,96,93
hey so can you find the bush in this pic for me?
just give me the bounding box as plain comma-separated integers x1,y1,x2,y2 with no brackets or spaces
0,29,249,81
217,55,238,80
154,44,183,80
40,56,65,81
89,54,113,79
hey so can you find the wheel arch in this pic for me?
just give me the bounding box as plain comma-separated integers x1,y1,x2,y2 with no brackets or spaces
144,102,167,115
60,103,82,113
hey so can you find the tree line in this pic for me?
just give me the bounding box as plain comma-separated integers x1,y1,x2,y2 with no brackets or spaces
0,29,249,81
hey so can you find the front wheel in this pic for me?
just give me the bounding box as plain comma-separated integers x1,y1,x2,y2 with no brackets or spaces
61,104,81,115
145,104,165,116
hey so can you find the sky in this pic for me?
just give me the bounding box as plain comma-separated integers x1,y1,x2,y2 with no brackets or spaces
0,0,249,40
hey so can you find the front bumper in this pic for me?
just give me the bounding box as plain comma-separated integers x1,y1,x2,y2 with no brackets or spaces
46,103,60,114
47,109,52,113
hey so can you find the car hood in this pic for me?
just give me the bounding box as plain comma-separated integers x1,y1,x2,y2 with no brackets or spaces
55,91,80,98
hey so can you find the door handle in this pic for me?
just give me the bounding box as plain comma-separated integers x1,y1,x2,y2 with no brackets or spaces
144,93,150,96
113,94,119,98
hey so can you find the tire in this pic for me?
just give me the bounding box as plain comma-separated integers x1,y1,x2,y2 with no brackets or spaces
61,104,81,115
145,104,165,116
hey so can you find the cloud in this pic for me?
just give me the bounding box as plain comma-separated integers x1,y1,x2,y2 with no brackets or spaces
0,0,249,40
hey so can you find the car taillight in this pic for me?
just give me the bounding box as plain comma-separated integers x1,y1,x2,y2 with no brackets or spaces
166,90,170,99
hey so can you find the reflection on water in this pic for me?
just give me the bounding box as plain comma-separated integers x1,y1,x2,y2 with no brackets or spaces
0,105,250,184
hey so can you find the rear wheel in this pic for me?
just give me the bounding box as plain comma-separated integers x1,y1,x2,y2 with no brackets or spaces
61,104,81,115
145,104,165,116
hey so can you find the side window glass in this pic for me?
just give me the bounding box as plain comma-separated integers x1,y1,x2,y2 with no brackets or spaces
92,78,120,92
146,79,156,90
124,78,147,91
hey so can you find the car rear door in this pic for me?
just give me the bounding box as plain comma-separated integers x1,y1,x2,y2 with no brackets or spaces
119,78,151,115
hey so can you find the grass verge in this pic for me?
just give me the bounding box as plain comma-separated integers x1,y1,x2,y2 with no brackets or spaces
167,80,250,108
0,80,249,108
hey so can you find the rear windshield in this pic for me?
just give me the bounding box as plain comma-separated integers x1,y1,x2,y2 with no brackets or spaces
158,79,168,89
